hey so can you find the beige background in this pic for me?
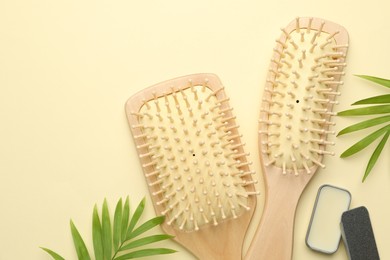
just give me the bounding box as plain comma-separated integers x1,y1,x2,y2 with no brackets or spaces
1,0,390,259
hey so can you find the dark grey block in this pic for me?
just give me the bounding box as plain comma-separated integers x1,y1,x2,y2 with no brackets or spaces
341,206,380,260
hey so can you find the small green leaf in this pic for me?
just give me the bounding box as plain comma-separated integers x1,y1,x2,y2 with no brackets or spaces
337,105,390,116
337,115,390,136
70,220,91,260
363,131,390,182
340,124,390,158
40,247,66,260
356,75,390,88
102,199,112,260
92,205,104,260
113,198,123,251
127,197,145,237
121,197,130,242
119,234,173,251
113,248,177,260
352,94,390,105
127,216,165,240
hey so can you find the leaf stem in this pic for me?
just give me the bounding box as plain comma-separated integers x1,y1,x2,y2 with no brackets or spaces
111,241,125,260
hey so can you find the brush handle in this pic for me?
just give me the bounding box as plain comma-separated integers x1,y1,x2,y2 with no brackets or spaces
167,213,251,260
245,173,309,260
163,188,257,260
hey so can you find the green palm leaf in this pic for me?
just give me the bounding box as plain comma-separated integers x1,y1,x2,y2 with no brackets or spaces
127,216,165,240
337,105,390,116
120,234,174,251
41,197,176,260
121,197,130,242
341,124,390,158
70,220,91,260
338,74,390,182
352,94,390,105
127,197,145,237
40,247,65,260
92,205,104,260
102,199,112,260
113,198,123,251
356,75,390,88
337,115,390,136
113,248,177,260
363,131,390,182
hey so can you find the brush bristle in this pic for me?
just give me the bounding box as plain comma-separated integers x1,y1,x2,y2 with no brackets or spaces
130,77,258,231
259,17,348,175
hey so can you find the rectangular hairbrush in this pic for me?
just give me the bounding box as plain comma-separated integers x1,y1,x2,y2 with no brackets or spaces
246,17,349,260
125,73,258,259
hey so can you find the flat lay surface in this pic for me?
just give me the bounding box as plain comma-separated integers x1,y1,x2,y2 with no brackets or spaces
1,0,389,259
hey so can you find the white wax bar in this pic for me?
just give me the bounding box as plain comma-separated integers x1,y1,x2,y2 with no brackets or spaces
306,185,351,254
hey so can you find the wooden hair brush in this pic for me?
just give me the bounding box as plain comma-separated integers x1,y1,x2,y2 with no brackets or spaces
126,73,259,259
246,17,349,260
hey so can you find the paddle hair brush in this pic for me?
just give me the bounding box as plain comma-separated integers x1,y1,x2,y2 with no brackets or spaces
245,17,349,260
126,73,259,260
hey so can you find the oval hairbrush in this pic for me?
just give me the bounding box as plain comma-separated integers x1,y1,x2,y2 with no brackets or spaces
125,74,259,259
245,17,349,260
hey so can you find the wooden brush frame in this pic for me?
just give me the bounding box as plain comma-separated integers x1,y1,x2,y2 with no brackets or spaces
245,17,349,260
126,73,257,260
